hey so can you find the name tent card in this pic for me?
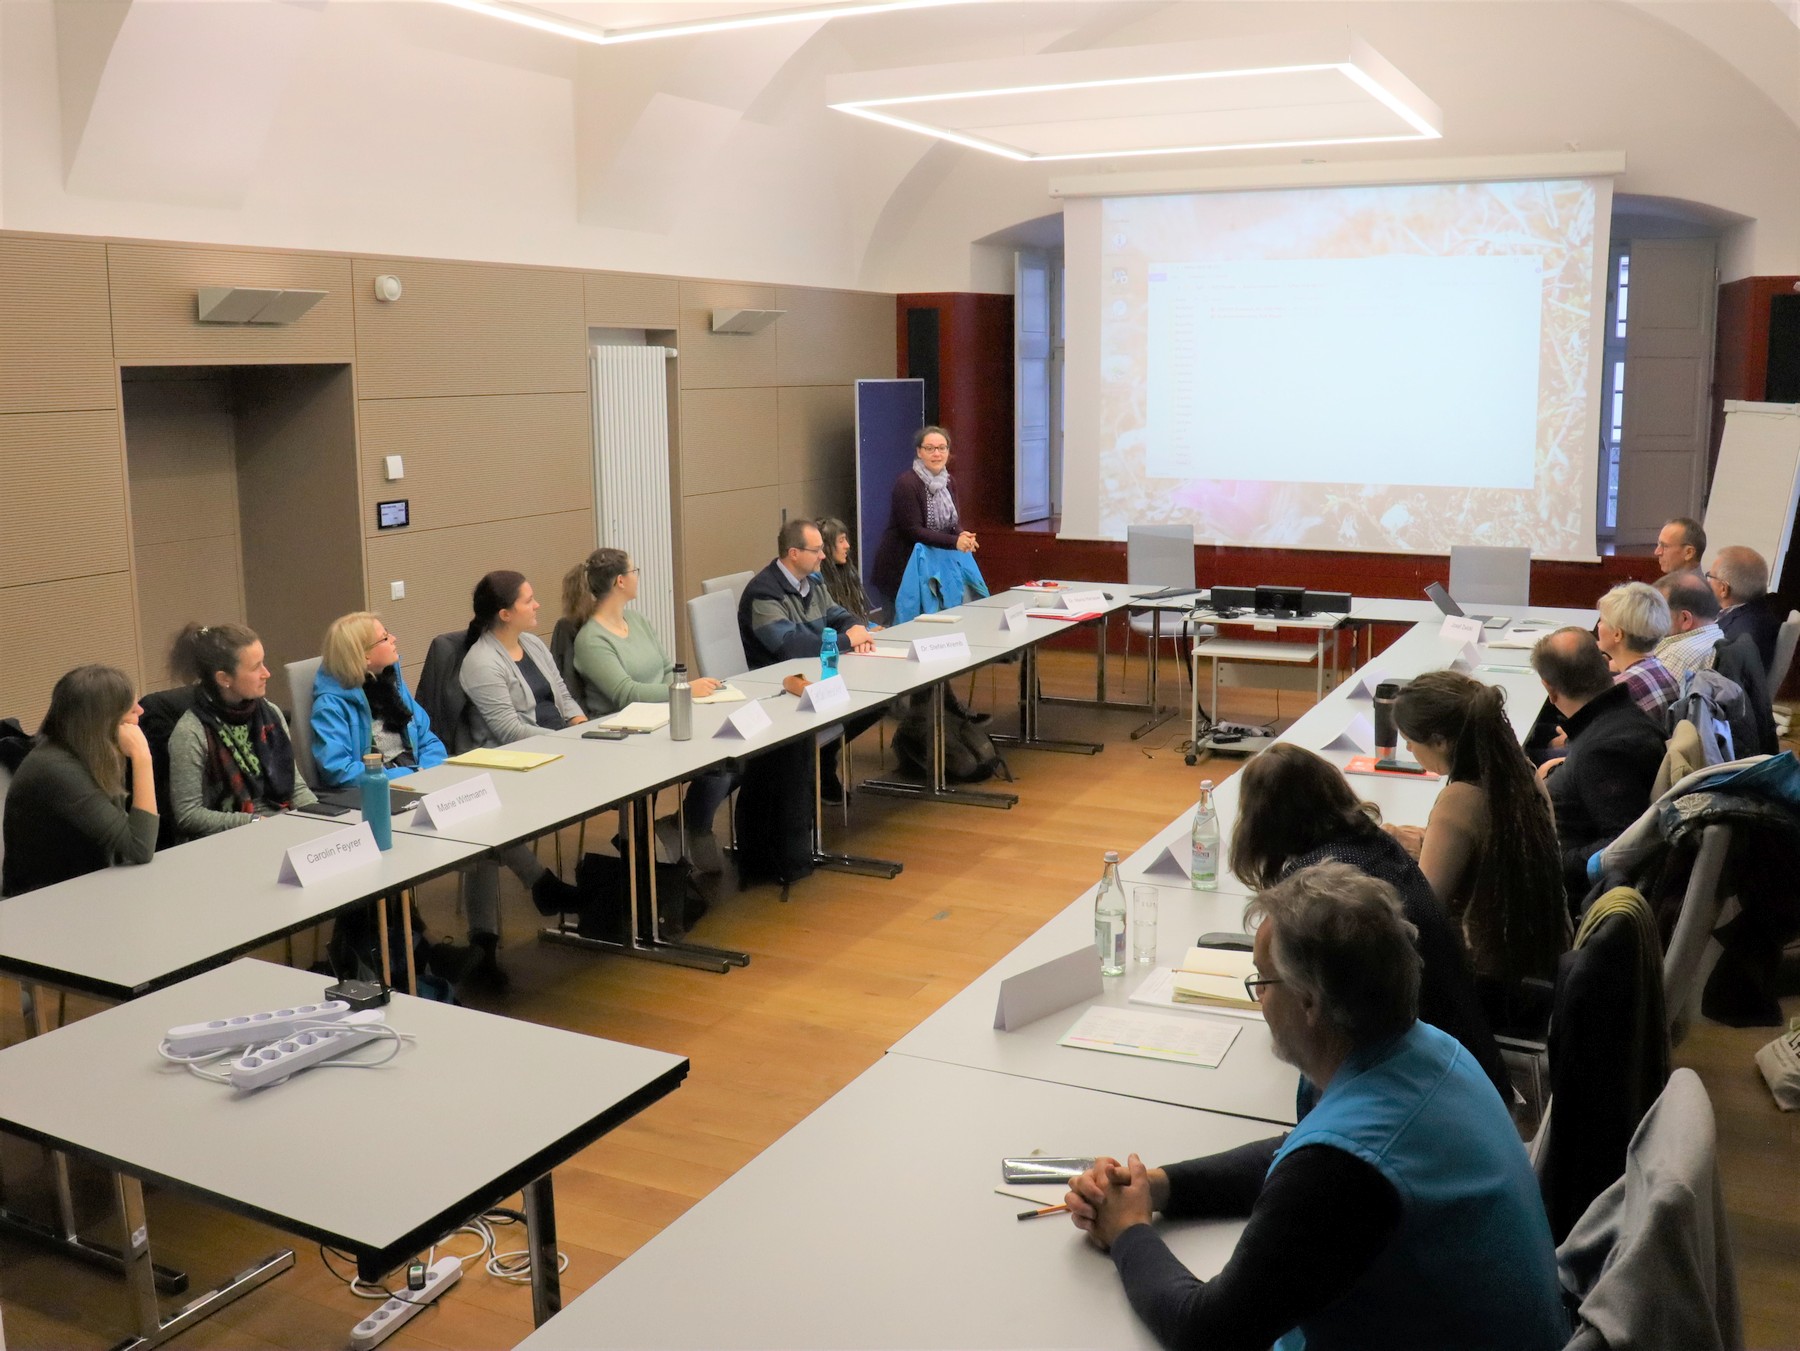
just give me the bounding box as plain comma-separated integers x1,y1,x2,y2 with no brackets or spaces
1344,668,1387,700
910,631,972,663
1321,713,1376,755
1439,615,1485,646
1001,602,1030,632
1450,641,1484,673
278,822,381,886
714,699,774,740
992,946,1104,1032
411,773,499,831
1060,589,1109,612
797,674,851,714
1141,842,1192,881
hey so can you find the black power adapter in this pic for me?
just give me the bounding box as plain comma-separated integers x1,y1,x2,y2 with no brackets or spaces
323,978,390,1011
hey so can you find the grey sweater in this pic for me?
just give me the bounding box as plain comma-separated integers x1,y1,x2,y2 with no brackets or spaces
1,742,157,896
168,705,317,839
459,630,584,747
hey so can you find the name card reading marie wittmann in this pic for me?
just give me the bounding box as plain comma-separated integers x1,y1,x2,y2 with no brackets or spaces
410,773,500,831
278,822,381,886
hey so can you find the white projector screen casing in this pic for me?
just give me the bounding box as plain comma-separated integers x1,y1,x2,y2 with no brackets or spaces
1062,172,1614,561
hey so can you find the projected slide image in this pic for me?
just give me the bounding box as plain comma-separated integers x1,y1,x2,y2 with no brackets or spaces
1088,178,1601,556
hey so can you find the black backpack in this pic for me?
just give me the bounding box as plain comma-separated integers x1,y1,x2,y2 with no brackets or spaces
731,739,817,888
891,702,1010,784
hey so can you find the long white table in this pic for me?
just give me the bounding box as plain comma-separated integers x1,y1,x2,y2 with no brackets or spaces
515,1054,1270,1351
0,958,687,1349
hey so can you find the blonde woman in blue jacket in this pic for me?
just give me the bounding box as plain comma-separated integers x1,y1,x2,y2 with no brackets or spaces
312,610,577,994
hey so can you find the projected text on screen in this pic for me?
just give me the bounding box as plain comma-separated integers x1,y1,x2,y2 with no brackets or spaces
1073,177,1606,558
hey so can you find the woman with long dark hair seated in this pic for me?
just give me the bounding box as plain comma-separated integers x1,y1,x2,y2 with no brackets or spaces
458,570,587,747
817,517,881,625
2,665,158,896
1231,743,1510,1102
166,622,316,839
1385,671,1570,1024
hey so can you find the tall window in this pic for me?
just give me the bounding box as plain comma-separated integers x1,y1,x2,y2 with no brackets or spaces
1599,248,1631,536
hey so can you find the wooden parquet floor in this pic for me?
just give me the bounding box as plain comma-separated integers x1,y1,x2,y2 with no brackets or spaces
0,649,1795,1350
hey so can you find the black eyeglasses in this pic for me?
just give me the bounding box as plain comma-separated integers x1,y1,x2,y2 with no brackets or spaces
1243,975,1283,1004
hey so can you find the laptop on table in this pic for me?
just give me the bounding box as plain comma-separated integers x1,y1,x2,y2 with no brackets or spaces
1424,582,1510,630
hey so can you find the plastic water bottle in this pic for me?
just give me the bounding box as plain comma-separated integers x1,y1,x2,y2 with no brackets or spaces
819,626,840,680
1094,851,1126,976
359,753,392,851
1191,780,1219,891
668,663,693,741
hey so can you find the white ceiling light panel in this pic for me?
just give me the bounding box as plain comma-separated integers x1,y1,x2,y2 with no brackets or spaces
438,0,972,45
827,31,1443,162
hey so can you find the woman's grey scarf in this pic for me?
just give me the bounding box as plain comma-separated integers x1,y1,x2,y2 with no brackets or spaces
912,458,959,533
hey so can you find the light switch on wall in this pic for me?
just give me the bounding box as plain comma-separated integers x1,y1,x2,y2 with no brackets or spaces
384,455,404,481
390,581,405,601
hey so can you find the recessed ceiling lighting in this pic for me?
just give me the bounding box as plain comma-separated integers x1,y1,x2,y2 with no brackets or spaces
437,0,971,46
828,33,1443,162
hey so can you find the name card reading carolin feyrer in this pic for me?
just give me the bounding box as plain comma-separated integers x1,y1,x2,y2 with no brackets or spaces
797,674,851,714
910,632,972,663
278,822,381,886
714,699,774,740
411,773,500,831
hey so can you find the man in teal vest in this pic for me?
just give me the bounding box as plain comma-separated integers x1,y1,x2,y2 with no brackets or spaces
1065,861,1568,1351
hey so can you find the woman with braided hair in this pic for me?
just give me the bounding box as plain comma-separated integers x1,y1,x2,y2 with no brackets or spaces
167,622,316,839
1388,670,1571,1012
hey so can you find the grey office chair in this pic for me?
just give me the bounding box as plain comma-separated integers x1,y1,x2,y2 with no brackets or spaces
1769,610,1798,736
285,657,323,789
1449,545,1532,608
1125,523,1211,690
686,590,750,680
701,571,756,612
1661,823,1735,1047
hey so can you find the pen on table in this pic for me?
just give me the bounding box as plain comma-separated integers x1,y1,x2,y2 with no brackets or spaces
1016,1203,1070,1221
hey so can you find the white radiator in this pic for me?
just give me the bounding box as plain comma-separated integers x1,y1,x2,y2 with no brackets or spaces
590,346,676,649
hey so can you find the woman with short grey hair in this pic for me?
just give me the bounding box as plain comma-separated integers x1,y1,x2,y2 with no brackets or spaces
1062,863,1567,1351
1596,581,1678,721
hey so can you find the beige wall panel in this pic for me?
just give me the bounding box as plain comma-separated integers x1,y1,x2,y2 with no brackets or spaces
0,409,130,587
681,487,782,602
364,510,596,664
235,366,364,711
122,377,239,547
0,573,140,726
775,286,898,387
353,258,587,400
107,244,354,362
679,387,778,495
357,393,593,535
134,536,246,691
0,237,116,414
781,477,856,535
776,384,855,488
677,281,778,390
585,272,679,330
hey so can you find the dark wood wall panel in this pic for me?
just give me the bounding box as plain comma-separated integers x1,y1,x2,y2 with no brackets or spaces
897,293,1013,530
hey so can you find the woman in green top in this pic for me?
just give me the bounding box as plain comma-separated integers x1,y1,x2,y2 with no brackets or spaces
573,548,735,869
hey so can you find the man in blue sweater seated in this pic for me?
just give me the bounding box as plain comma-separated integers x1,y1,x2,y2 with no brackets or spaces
738,518,880,805
739,519,878,668
1066,862,1568,1351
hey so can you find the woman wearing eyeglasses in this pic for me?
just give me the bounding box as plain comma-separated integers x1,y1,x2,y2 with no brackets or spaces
870,425,978,608
309,612,445,790
573,548,736,871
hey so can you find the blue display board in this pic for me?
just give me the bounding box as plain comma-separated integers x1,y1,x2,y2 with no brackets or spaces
854,378,927,580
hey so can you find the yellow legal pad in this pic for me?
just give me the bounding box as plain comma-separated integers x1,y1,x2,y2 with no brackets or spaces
1170,946,1259,1010
446,748,563,772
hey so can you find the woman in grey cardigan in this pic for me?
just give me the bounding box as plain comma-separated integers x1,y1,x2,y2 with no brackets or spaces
458,571,587,747
166,621,317,839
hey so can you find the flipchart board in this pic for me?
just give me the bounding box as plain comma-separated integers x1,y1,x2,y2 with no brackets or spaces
1705,401,1800,579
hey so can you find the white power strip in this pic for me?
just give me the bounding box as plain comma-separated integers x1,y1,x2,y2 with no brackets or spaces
348,1257,461,1350
164,1000,352,1057
226,1011,389,1091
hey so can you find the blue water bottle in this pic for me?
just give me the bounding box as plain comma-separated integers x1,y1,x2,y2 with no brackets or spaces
819,625,840,680
359,753,393,851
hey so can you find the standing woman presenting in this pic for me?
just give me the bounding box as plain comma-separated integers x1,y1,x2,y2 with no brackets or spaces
871,426,978,607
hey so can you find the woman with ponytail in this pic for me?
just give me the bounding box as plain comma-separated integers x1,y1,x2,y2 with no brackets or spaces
458,570,586,749
1390,671,1571,1001
167,622,316,839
